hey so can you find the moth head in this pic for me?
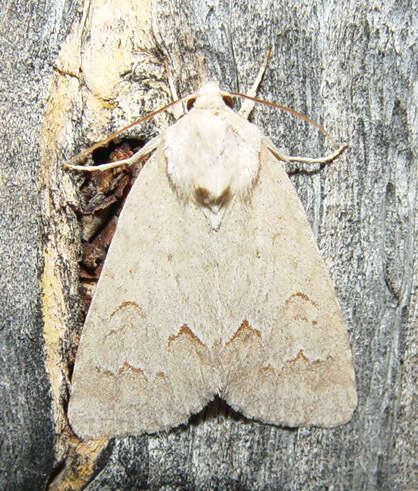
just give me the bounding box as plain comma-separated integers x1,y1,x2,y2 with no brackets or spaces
187,82,234,111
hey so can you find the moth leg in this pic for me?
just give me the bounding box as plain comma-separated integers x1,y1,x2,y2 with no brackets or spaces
265,139,348,164
239,48,271,119
64,136,161,172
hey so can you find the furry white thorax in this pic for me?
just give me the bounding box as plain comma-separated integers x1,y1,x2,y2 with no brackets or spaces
164,82,262,230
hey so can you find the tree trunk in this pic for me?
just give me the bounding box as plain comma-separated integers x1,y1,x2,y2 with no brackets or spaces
1,0,415,489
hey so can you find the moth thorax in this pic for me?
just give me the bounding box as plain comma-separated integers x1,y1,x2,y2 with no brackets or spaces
194,186,232,212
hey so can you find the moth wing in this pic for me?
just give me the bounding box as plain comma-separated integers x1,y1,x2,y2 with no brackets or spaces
217,145,357,427
68,146,222,440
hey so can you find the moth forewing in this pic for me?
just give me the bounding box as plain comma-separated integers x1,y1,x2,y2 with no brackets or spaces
67,80,356,440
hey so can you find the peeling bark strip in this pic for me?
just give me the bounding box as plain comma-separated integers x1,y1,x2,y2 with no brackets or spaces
66,71,356,441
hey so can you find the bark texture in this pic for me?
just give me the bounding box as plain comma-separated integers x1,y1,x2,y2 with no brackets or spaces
1,0,416,489
0,0,82,488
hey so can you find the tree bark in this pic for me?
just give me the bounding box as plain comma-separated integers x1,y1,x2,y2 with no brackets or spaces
1,0,415,489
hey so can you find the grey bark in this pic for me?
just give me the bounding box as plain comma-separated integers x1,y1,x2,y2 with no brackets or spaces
0,0,82,489
0,0,416,490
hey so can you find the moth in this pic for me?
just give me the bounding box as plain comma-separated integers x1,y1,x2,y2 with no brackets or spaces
66,59,357,440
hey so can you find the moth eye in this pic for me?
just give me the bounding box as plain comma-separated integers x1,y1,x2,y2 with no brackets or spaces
222,95,234,109
186,97,196,111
